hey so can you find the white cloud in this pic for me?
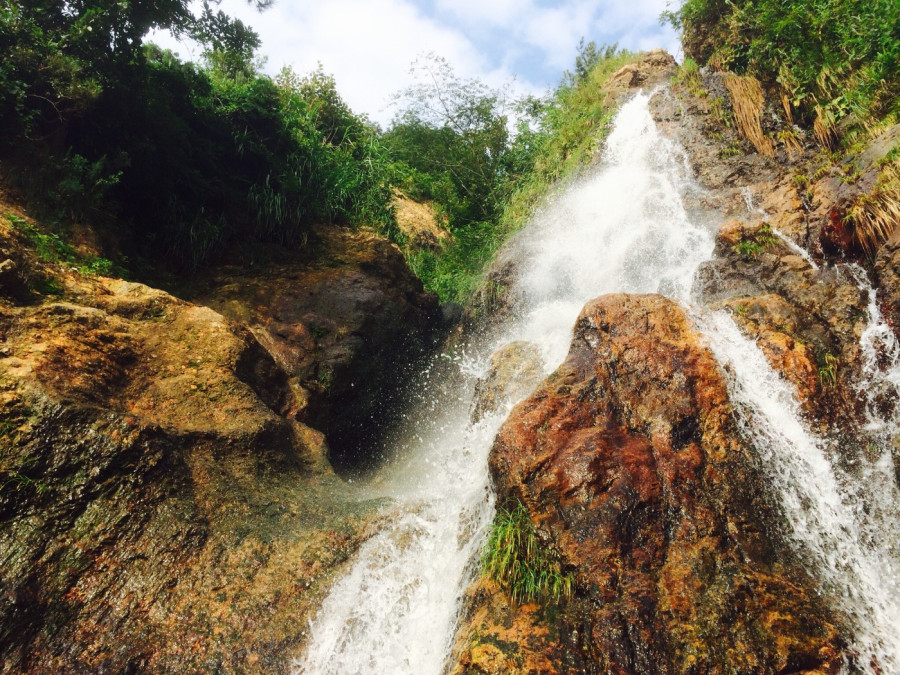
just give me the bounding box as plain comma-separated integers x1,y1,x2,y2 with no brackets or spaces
149,0,681,125
434,0,532,27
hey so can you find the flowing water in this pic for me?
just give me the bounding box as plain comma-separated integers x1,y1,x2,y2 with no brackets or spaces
297,90,900,673
701,309,900,673
296,91,712,674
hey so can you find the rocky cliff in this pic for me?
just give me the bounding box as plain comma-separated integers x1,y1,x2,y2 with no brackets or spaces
0,211,438,672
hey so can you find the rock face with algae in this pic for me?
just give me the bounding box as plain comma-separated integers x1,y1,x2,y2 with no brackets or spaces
0,216,437,673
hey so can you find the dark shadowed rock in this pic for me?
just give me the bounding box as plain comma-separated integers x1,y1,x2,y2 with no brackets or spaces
193,225,441,470
0,268,379,673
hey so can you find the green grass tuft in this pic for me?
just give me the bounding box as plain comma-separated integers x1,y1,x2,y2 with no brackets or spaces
482,501,574,605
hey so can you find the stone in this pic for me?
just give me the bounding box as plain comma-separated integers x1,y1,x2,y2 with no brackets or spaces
0,269,380,673
456,294,846,674
471,341,544,422
192,225,441,469
875,227,900,332
0,258,28,301
391,190,450,251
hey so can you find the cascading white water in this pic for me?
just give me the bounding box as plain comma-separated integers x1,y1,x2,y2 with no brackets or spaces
295,91,713,675
297,87,900,674
701,310,900,673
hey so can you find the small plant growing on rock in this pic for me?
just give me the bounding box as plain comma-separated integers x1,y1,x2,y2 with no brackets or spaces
482,501,574,604
736,240,763,256
672,58,705,98
719,141,743,159
735,225,778,257
818,353,839,388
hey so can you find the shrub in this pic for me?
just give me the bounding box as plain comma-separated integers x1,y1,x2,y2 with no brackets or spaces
664,0,900,130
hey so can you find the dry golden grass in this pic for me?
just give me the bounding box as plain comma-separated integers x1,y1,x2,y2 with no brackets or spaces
724,74,775,157
846,162,900,256
813,105,837,150
780,93,794,126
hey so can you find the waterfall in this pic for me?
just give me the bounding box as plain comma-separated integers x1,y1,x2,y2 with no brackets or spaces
297,88,900,674
701,310,900,673
295,91,713,675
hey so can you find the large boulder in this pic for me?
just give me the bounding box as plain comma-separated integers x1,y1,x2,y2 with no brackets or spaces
454,294,845,674
0,268,378,673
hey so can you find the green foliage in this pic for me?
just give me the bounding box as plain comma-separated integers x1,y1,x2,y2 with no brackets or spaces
7,212,122,278
385,54,515,229
393,46,636,303
664,0,900,128
673,57,705,97
0,0,399,273
734,224,778,257
736,239,763,256
405,221,504,303
818,352,839,388
482,501,574,605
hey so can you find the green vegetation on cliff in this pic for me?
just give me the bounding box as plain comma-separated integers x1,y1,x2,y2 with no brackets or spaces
0,1,393,272
482,501,573,604
396,44,636,303
664,0,900,127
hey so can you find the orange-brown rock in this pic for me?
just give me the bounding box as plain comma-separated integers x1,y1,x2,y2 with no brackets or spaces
0,218,386,673
694,220,867,417
451,579,563,675
466,294,845,674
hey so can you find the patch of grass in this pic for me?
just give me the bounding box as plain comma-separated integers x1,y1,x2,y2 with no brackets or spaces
736,240,763,256
482,501,574,605
842,161,900,257
665,0,900,143
792,173,809,189
9,215,77,264
708,96,734,127
673,57,705,98
818,352,839,388
719,141,743,159
6,212,126,279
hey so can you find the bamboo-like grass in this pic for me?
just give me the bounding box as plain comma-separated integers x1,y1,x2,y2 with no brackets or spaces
724,74,775,158
845,162,900,257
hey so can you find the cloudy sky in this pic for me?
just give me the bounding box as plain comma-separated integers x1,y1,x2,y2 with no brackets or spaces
152,0,681,125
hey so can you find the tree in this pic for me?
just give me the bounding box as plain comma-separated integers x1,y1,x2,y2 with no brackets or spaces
386,54,513,227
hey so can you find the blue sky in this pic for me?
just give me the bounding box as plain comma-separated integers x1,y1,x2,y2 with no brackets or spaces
151,0,681,125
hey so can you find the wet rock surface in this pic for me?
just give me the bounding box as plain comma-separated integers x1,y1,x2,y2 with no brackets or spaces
191,225,441,470
0,222,406,672
454,295,845,674
470,341,544,423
